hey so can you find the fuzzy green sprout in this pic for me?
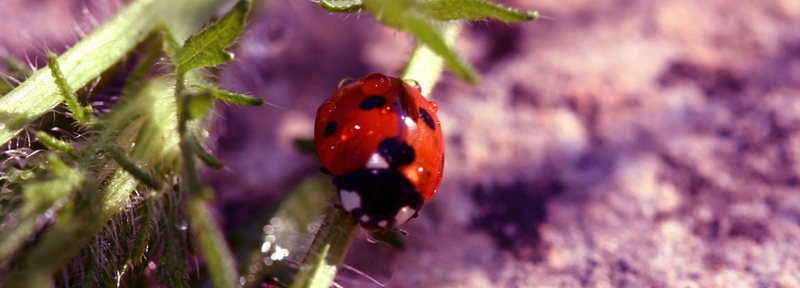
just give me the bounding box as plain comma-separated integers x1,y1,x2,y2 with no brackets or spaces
0,0,259,286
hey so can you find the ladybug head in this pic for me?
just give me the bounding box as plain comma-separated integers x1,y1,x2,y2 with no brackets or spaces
333,169,424,230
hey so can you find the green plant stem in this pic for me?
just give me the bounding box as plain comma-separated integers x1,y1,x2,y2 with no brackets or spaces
105,146,163,189
47,52,95,125
188,136,225,169
35,131,79,160
289,204,360,288
188,198,239,288
401,21,463,99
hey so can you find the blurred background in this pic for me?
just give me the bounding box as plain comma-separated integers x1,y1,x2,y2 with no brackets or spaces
3,0,800,287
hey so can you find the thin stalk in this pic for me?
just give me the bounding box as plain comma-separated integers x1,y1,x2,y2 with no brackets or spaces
289,205,359,288
401,21,464,99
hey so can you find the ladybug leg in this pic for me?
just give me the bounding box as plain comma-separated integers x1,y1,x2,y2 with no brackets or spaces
382,228,409,236
319,166,334,176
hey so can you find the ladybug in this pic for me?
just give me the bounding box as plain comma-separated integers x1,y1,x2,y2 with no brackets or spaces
314,73,444,230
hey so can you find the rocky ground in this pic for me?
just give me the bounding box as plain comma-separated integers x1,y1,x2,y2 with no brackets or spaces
4,0,800,287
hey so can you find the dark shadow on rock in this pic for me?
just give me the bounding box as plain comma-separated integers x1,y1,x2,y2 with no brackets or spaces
471,177,564,262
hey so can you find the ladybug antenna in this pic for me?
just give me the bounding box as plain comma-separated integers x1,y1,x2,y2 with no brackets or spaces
341,264,392,287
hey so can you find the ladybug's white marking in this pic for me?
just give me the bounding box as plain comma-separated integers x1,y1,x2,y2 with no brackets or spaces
365,152,389,169
339,189,361,212
360,215,370,223
394,206,416,226
378,220,388,228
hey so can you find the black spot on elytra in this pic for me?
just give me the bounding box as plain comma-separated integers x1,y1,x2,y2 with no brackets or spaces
359,96,387,110
419,108,436,130
323,121,337,138
377,138,415,168
471,180,564,262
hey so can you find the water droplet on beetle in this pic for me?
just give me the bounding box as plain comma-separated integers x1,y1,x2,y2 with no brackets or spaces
362,73,391,95
428,101,439,113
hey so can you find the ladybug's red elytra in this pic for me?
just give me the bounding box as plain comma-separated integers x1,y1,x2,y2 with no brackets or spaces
314,73,444,230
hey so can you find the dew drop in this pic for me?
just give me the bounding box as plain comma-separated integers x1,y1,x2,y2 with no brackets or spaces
317,102,336,119
178,220,188,231
361,73,391,95
428,101,438,113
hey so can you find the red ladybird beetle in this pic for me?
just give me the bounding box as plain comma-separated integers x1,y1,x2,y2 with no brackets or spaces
314,73,444,230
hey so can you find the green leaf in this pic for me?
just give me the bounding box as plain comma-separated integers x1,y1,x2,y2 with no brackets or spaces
191,84,264,106
319,0,363,13
174,0,252,76
105,146,163,190
362,0,479,83
362,0,413,27
405,17,479,83
419,0,538,22
401,21,462,98
186,91,214,119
